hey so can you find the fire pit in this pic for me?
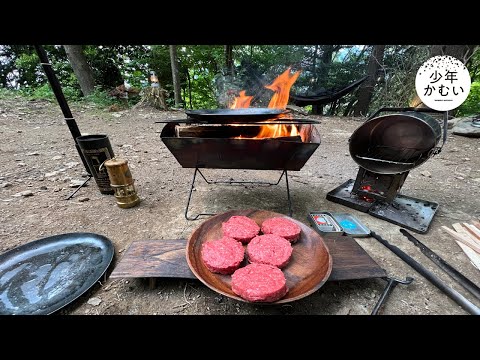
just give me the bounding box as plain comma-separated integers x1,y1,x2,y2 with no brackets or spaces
160,116,321,219
160,119,320,171
159,68,321,220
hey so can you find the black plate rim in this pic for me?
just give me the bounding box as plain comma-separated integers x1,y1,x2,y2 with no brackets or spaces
0,232,114,315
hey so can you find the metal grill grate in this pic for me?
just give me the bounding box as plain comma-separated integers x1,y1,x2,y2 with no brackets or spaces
355,145,424,166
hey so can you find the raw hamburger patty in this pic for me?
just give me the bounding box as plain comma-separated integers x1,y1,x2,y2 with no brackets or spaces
201,236,245,274
222,216,260,243
247,234,293,268
231,263,288,302
261,217,301,242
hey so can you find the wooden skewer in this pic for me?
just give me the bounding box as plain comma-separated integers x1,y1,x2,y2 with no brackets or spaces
453,223,480,244
451,223,480,269
472,220,480,229
464,223,480,242
441,226,480,254
452,223,466,233
455,241,480,270
450,224,480,270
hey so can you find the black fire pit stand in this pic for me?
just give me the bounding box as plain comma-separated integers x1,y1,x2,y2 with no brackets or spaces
185,168,292,220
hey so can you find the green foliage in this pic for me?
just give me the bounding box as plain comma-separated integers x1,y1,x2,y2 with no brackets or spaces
14,52,40,86
370,45,430,112
457,81,480,116
21,83,54,100
147,45,172,87
468,49,480,82
82,87,140,109
4,44,474,116
20,83,82,101
147,45,177,107
0,87,17,99
82,87,122,107
181,45,225,109
147,45,225,109
83,45,151,89
0,45,39,88
23,83,137,108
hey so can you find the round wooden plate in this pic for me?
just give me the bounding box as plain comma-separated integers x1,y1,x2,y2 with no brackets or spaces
186,209,333,304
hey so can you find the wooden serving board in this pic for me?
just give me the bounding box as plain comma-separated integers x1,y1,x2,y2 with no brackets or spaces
111,235,386,282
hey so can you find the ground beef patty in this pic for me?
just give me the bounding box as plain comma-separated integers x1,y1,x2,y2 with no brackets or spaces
222,216,260,243
261,217,301,243
201,236,245,274
231,263,288,302
247,234,293,268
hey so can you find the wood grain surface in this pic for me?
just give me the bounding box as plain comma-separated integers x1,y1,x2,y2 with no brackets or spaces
111,213,387,302
111,239,192,278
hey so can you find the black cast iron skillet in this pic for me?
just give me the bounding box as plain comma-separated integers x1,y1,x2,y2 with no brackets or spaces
185,108,289,122
0,232,114,315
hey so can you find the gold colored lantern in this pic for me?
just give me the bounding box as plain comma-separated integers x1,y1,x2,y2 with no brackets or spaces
103,158,140,208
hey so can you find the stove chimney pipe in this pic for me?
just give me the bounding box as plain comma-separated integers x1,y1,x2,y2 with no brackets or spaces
34,45,91,175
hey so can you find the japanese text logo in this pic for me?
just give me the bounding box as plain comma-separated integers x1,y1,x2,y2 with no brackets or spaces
415,55,471,111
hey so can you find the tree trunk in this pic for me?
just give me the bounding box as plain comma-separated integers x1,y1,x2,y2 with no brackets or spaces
410,45,478,108
63,45,95,96
312,45,319,79
186,69,193,109
169,45,182,107
311,45,322,115
311,45,340,115
225,45,234,76
317,45,335,87
353,45,386,117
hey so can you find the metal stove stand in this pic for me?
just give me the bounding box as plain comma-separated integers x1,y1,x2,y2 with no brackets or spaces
185,168,292,220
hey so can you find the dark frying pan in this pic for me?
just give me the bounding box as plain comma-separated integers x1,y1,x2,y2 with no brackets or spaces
185,108,289,122
0,232,114,315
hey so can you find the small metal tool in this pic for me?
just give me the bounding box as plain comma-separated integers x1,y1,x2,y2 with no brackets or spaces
371,276,414,315
371,231,480,315
400,228,480,302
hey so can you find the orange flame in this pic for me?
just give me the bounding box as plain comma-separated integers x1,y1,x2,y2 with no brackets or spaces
230,90,253,109
230,67,305,141
265,67,301,109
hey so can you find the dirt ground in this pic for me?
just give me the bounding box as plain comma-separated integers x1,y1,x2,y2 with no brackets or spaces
1,95,479,315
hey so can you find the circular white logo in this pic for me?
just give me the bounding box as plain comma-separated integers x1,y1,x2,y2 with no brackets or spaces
415,55,471,111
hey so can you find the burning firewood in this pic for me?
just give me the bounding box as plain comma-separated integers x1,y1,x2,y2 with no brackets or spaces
175,125,302,142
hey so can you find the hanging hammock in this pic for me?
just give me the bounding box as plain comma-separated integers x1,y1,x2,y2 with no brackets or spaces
290,76,368,107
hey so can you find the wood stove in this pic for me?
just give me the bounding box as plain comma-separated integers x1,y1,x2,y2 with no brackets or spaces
327,107,448,234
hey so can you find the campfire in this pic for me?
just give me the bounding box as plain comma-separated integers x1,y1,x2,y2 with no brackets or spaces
161,67,320,171
159,67,321,219
172,67,312,143
228,68,305,141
